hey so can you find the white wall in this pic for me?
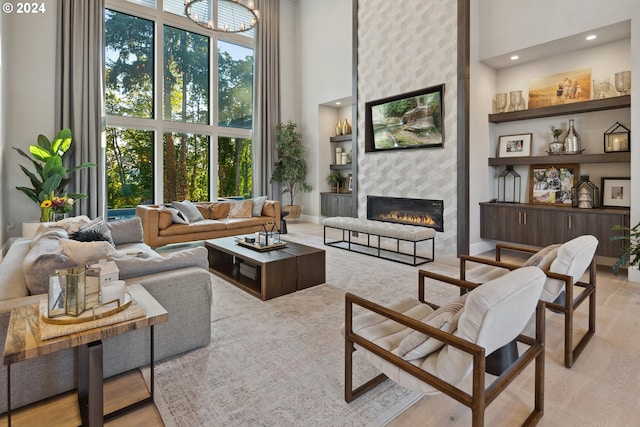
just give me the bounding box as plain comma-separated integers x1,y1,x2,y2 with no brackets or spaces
3,0,57,239
0,9,5,251
291,0,352,221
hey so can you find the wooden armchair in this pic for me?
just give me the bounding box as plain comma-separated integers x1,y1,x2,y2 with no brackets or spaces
344,267,547,426
460,235,598,368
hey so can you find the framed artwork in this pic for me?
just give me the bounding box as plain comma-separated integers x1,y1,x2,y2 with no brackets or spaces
497,133,532,158
529,164,579,206
528,68,591,109
364,84,444,152
347,174,353,192
601,177,631,208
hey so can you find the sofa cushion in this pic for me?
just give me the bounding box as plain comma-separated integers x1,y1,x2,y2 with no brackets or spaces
228,200,252,218
174,200,204,223
219,217,273,230
158,220,227,236
397,295,467,360
262,201,277,218
36,215,91,235
109,246,209,279
251,196,268,217
196,204,212,219
209,201,230,219
0,238,31,300
108,217,144,246
22,231,76,295
157,206,174,229
524,243,561,271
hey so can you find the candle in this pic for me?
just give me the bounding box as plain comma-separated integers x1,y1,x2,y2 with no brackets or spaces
101,280,126,305
612,136,620,151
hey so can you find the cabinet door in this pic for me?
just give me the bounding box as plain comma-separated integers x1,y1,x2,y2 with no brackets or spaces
336,196,353,217
480,204,524,243
566,210,629,257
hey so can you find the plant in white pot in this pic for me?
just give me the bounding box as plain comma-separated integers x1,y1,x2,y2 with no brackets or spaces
270,121,312,220
611,222,640,275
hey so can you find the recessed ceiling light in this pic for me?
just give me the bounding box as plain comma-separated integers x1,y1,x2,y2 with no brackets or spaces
510,55,519,61
336,102,341,105
586,34,597,41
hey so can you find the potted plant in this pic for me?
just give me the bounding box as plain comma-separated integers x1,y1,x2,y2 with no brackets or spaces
270,121,312,220
14,128,95,221
326,172,345,193
611,222,640,275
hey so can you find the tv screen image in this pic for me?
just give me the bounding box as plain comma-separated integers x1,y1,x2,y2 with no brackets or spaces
365,84,445,152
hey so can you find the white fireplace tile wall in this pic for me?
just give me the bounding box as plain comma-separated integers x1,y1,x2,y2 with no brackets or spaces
357,0,459,255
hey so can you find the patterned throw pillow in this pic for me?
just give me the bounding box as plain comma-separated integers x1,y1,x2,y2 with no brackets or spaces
76,217,115,246
166,207,189,224
227,200,253,218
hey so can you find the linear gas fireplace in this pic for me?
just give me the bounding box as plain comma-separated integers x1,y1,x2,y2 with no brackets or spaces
367,196,444,232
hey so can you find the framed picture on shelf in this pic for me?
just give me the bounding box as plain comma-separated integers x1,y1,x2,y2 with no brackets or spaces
529,164,579,206
497,133,532,158
601,177,631,208
347,174,353,192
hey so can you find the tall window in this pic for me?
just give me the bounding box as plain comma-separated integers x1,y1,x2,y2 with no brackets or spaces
105,0,254,214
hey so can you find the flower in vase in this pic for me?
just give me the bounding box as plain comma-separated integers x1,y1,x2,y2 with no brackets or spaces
550,125,563,138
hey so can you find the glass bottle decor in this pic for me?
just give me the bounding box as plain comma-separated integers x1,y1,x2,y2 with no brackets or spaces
571,175,600,209
564,119,581,154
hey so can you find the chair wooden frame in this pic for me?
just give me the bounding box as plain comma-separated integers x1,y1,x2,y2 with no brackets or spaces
345,270,546,427
460,242,596,368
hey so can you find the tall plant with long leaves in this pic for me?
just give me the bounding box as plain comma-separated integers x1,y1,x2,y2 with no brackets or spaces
611,222,640,275
13,128,95,205
270,121,312,206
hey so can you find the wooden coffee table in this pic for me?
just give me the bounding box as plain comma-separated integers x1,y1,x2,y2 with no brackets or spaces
205,237,326,300
3,284,168,427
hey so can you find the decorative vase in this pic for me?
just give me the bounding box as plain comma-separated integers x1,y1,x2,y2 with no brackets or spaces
564,119,580,154
549,135,564,155
343,118,352,135
40,207,53,222
335,120,343,136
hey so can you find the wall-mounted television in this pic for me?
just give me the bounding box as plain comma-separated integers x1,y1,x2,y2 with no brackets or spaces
364,84,445,153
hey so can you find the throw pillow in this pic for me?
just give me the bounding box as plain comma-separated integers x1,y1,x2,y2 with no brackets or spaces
251,196,268,217
59,239,118,266
262,201,276,218
196,203,212,219
79,217,115,246
109,246,209,279
22,233,76,295
158,206,174,229
524,243,561,272
173,200,204,223
69,228,114,243
227,200,252,218
209,201,230,219
167,207,189,224
397,294,467,360
107,217,144,245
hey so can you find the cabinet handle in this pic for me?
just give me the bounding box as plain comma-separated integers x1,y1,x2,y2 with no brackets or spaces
518,211,521,224
523,212,527,225
568,215,572,230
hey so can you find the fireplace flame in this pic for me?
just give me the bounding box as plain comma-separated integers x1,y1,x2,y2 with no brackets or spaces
377,211,437,227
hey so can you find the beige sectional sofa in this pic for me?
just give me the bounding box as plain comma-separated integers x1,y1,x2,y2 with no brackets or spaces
0,216,212,413
137,198,281,249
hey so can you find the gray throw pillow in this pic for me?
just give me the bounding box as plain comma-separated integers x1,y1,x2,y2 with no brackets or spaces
173,200,204,223
79,217,115,246
22,232,76,295
252,196,268,216
109,246,209,279
107,217,144,246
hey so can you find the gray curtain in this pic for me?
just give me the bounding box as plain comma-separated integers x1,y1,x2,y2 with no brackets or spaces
252,0,280,199
56,0,105,219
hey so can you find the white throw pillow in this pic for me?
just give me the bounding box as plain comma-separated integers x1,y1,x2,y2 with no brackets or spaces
397,294,467,360
251,196,268,217
167,207,189,224
59,239,118,265
173,200,204,223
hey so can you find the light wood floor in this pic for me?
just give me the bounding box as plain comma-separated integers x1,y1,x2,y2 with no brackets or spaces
3,222,638,426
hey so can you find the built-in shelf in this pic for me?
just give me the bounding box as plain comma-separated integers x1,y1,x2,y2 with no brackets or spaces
488,152,630,166
488,95,630,123
329,164,353,170
330,134,352,143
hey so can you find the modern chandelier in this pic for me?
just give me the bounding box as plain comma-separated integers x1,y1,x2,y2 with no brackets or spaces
184,0,260,33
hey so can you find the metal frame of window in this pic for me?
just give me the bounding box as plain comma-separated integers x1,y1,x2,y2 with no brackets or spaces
105,0,254,203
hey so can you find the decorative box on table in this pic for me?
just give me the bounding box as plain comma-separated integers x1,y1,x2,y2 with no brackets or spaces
86,260,120,308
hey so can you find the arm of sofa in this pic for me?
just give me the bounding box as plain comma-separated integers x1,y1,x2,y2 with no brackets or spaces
136,205,162,248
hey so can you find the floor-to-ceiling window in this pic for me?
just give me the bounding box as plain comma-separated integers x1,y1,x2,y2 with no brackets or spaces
105,0,254,217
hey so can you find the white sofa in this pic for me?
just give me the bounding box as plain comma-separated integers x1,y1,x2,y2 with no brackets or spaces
0,216,212,413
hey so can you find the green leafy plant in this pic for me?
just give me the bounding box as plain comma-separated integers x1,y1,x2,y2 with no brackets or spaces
611,222,640,275
270,121,312,205
326,172,345,193
13,128,96,205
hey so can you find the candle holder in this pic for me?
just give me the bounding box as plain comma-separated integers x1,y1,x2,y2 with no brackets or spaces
48,266,87,318
603,121,630,153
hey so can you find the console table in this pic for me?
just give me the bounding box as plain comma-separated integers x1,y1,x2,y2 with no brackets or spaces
3,284,168,427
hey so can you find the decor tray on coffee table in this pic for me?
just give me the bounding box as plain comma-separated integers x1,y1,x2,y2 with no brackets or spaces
234,237,287,252
206,236,325,300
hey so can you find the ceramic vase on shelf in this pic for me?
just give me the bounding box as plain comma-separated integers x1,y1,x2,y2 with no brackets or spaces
342,118,351,135
335,120,343,136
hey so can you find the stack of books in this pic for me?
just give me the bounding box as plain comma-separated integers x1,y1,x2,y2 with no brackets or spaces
239,262,258,280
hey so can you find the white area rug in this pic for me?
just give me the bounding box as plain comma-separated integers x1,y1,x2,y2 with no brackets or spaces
152,231,461,426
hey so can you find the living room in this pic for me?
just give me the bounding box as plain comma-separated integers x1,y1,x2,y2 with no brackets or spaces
0,0,639,425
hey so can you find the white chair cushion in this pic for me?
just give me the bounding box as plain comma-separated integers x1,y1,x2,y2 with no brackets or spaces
543,235,598,302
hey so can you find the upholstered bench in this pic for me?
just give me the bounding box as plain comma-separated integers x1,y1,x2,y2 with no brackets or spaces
323,217,436,265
